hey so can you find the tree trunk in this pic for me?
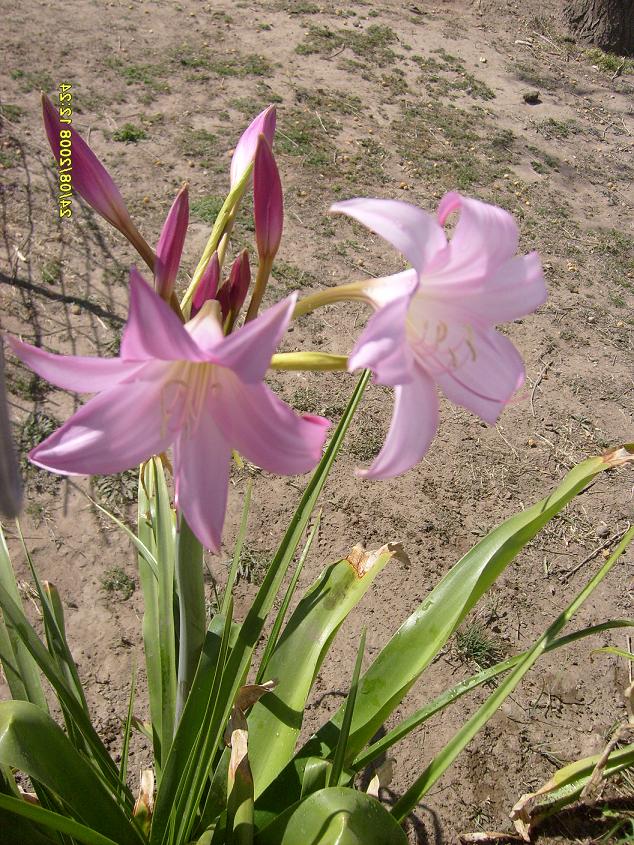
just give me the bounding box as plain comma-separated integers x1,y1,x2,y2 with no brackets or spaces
564,0,634,55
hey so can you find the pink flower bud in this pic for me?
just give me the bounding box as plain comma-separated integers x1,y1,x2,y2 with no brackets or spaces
254,135,283,263
230,106,276,188
155,184,189,300
42,94,155,270
217,250,251,326
191,252,220,318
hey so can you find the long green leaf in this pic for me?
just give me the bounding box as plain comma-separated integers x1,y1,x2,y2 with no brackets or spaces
0,701,143,845
138,461,163,768
255,787,407,845
352,619,633,771
175,517,206,723
0,579,127,804
153,458,178,760
150,610,235,843
255,512,321,685
391,524,634,820
0,523,46,707
249,543,399,796
222,480,252,616
329,629,365,788
256,444,634,820
0,793,121,845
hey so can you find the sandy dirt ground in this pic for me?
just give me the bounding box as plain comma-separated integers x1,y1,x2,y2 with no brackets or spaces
1,0,633,841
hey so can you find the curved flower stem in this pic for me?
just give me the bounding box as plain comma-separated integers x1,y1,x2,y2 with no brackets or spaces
270,352,348,372
292,280,369,319
244,257,273,323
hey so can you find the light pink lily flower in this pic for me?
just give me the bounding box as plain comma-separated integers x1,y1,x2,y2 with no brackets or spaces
331,191,547,479
230,106,276,188
42,95,155,270
155,184,189,300
7,271,329,550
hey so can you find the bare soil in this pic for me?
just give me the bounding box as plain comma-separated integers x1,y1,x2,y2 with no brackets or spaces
1,0,633,842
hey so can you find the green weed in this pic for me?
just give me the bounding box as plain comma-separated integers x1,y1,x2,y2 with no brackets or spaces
455,621,504,669
112,123,147,143
585,48,634,74
190,195,224,224
101,566,135,600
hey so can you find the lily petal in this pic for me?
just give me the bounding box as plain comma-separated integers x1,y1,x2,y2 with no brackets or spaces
230,105,276,188
214,375,329,476
121,269,203,362
348,281,416,386
173,402,231,552
155,184,189,300
434,192,520,283
6,336,143,393
359,368,438,479
434,328,525,425
331,197,446,277
456,252,547,322
216,295,296,383
29,367,176,475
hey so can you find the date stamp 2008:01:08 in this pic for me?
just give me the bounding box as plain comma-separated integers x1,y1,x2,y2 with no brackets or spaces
57,83,73,218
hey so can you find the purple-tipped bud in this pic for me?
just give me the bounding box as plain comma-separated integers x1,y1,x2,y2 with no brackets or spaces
254,135,283,263
155,184,189,300
42,94,155,270
230,105,276,188
191,252,220,318
217,250,251,326
0,343,22,518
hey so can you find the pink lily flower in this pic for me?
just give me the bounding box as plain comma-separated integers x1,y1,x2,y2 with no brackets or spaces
155,184,189,301
7,271,330,550
230,106,276,188
42,95,155,271
331,191,547,479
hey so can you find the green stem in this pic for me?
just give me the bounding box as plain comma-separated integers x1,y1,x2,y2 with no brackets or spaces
293,280,369,318
269,352,348,372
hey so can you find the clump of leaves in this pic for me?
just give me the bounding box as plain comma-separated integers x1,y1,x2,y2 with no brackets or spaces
236,546,270,585
112,123,147,143
93,469,138,513
41,260,62,285
296,23,397,67
585,47,634,74
179,129,218,168
455,621,504,669
190,195,224,224
101,566,135,600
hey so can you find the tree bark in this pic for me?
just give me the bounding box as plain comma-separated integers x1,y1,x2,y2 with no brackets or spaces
564,0,634,55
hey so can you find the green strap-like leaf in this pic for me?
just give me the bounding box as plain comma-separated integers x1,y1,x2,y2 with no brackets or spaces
255,787,407,845
353,619,634,771
391,525,634,820
0,523,47,708
256,445,634,822
0,701,144,845
175,517,206,723
0,793,120,845
249,543,398,796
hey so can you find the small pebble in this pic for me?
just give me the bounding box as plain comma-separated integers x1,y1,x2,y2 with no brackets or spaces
71,303,81,315
596,523,610,538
